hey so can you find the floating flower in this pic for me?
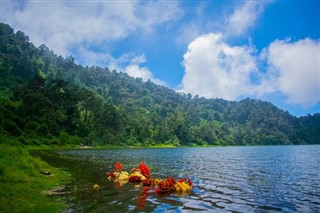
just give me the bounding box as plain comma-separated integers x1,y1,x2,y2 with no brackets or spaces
107,162,127,182
106,171,115,180
142,178,162,187
129,171,146,183
106,162,193,196
93,184,100,191
115,162,123,172
155,177,176,194
117,171,129,181
139,162,151,178
174,181,191,194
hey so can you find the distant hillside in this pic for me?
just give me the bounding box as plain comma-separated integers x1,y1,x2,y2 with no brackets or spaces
0,23,319,146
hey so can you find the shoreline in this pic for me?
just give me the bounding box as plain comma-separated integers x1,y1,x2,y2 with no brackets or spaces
0,143,72,212
2,141,319,212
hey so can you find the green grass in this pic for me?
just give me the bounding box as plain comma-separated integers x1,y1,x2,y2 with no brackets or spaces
0,143,71,212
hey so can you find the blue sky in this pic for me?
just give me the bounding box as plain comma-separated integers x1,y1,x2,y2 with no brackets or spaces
1,0,320,116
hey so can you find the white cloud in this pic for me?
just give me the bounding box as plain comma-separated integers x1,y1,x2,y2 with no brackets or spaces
177,22,203,46
180,0,319,108
137,1,182,32
1,1,180,86
75,46,114,68
225,1,269,37
75,47,166,86
266,38,320,107
121,54,166,86
2,1,181,56
2,1,135,56
125,64,166,86
180,34,320,107
180,33,257,100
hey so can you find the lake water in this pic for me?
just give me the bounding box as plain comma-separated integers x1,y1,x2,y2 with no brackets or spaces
37,145,320,212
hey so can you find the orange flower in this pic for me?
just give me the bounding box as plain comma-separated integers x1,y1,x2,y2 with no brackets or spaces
115,162,123,172
155,177,176,194
139,163,150,178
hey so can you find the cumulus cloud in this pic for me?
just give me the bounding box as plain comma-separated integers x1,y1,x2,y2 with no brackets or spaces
179,0,319,108
180,34,320,107
2,1,181,56
181,33,257,100
2,0,181,86
266,38,320,107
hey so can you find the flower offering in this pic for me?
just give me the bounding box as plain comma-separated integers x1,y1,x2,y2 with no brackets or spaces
106,162,193,195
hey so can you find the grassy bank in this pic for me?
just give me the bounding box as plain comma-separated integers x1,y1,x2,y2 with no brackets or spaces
0,141,71,212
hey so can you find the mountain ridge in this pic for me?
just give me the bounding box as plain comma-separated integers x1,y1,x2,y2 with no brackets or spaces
0,23,319,146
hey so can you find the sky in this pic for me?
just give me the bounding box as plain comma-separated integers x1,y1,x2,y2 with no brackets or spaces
1,0,320,117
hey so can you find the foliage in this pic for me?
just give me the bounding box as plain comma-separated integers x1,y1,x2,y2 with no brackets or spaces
0,22,319,146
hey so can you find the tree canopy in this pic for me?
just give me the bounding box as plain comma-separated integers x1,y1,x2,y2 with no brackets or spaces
0,23,319,146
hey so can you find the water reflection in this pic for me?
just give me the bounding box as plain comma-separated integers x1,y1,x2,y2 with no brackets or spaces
37,145,320,212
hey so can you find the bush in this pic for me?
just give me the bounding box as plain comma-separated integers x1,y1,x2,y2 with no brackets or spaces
4,120,22,136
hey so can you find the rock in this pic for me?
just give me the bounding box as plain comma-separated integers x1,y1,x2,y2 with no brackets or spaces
40,171,51,175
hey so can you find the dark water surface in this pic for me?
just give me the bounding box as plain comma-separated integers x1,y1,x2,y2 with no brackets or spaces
36,145,320,212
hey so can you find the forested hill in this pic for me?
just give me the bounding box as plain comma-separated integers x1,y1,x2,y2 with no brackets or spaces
0,23,319,146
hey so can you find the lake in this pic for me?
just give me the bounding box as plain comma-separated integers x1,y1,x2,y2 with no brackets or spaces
36,145,320,212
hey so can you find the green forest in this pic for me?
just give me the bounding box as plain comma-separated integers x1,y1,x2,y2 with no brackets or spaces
1,23,319,147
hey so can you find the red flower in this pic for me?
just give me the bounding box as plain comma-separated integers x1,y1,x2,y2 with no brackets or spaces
106,171,115,179
129,175,141,183
142,179,152,186
115,162,123,172
155,177,176,194
139,163,151,178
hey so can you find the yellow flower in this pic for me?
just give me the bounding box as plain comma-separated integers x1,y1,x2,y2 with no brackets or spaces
117,180,128,186
118,171,129,180
130,171,142,177
153,178,162,185
174,182,191,194
114,172,120,178
93,184,100,190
